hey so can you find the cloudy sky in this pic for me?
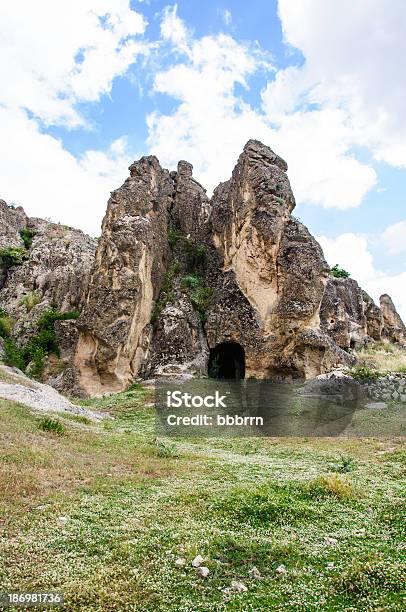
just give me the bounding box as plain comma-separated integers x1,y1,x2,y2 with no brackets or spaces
1,0,405,318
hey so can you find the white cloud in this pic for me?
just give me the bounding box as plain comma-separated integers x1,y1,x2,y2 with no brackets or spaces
0,108,130,236
318,232,406,322
160,4,190,53
0,1,147,235
277,0,406,168
0,0,148,127
221,10,232,26
147,8,376,209
382,220,406,255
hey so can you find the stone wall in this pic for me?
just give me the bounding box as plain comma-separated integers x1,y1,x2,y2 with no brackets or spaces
360,373,406,403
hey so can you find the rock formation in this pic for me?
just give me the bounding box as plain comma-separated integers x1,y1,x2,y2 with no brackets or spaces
1,141,405,396
0,200,96,345
380,294,406,345
70,140,354,395
320,278,405,349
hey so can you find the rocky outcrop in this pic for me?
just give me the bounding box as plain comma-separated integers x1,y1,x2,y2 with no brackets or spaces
380,294,406,345
68,140,354,394
320,278,405,349
0,200,27,249
320,278,368,348
0,205,96,346
72,156,174,395
2,140,404,396
0,364,103,420
207,141,351,379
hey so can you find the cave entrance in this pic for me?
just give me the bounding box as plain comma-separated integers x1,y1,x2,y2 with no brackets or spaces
208,342,245,380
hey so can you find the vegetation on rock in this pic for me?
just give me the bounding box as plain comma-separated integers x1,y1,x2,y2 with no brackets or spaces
19,291,41,312
0,247,28,269
19,228,37,250
330,264,350,278
2,307,80,379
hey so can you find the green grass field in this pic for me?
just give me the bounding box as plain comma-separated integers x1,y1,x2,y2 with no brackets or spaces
0,386,405,611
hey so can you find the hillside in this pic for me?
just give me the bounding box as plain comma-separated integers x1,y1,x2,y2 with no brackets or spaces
0,384,405,611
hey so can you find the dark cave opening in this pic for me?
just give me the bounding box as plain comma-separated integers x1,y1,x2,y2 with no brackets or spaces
208,342,245,380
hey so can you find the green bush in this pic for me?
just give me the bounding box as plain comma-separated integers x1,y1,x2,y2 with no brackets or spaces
168,228,183,249
190,286,214,323
0,308,14,338
330,264,350,278
38,417,65,436
20,292,41,312
334,453,356,473
3,338,25,370
2,307,80,378
180,275,201,290
0,247,28,269
153,439,179,458
350,365,380,381
180,275,214,322
185,243,206,272
151,262,181,324
19,228,36,249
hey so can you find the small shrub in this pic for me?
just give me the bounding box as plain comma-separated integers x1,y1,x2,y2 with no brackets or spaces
190,286,214,322
36,307,80,330
330,264,350,278
38,417,65,436
185,243,206,273
334,453,356,473
26,346,47,378
181,275,202,290
0,308,14,338
0,247,28,269
3,307,79,378
19,228,36,249
168,228,183,249
309,474,355,499
20,292,41,312
350,365,380,381
3,338,25,370
154,439,179,458
151,261,181,324
332,557,405,598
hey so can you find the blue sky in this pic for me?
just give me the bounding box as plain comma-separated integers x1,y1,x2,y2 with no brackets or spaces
0,0,405,317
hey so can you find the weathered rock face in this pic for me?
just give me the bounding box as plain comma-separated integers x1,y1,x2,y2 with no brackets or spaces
320,278,368,348
2,140,404,396
0,200,27,249
320,278,404,349
380,294,406,345
68,140,354,394
73,156,174,395
207,141,350,379
0,204,96,345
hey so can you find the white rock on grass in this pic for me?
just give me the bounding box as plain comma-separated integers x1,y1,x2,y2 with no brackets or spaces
0,366,102,421
196,566,209,578
324,536,338,546
231,581,248,593
276,564,287,575
175,558,186,567
248,566,261,579
57,516,68,526
192,555,204,568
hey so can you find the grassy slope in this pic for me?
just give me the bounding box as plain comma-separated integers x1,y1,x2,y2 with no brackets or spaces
0,386,405,611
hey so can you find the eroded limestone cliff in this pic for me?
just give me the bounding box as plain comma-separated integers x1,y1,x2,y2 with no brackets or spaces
69,140,354,395
1,141,404,396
